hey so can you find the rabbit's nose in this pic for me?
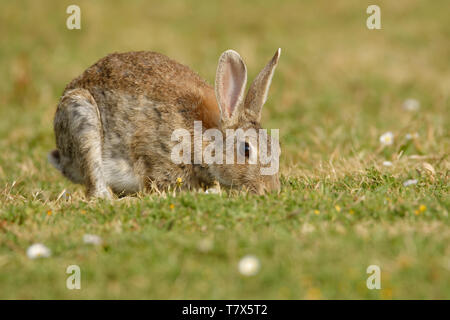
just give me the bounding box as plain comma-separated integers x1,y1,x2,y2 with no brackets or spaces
256,185,266,195
247,183,265,195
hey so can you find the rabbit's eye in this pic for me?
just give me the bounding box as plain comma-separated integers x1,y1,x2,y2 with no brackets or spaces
239,141,251,158
244,142,251,157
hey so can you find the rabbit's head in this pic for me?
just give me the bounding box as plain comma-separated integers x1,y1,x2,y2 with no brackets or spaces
208,49,281,194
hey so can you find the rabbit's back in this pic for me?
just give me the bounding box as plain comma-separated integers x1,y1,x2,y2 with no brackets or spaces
65,51,211,104
63,51,220,133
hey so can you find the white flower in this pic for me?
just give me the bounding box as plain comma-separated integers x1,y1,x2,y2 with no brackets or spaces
403,179,418,187
205,188,220,194
402,98,420,111
382,161,393,167
405,132,419,140
26,243,51,259
83,234,102,245
379,132,394,146
238,255,260,276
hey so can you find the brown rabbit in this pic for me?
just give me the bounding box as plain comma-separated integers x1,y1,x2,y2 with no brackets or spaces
49,49,281,198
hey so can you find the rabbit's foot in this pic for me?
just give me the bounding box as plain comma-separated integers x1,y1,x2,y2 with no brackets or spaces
87,185,113,199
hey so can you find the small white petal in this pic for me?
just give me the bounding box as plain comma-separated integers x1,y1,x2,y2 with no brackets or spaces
383,161,393,167
83,234,102,245
403,179,418,187
26,243,51,259
238,255,261,276
205,188,220,194
402,98,420,111
405,133,418,140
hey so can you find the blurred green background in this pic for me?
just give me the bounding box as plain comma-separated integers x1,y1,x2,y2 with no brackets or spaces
0,0,448,299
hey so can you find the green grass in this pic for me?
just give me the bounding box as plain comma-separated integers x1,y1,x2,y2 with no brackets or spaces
0,0,449,299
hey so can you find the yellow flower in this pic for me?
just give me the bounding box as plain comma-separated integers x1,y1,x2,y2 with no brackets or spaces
335,205,341,213
176,177,183,185
47,210,52,216
314,210,320,215
419,204,426,213
81,210,86,215
349,209,355,215
169,204,175,210
414,210,420,215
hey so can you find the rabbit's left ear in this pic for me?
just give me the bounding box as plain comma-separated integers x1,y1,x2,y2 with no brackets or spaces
215,50,248,128
244,48,281,122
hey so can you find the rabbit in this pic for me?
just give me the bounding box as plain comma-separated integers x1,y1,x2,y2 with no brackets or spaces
48,49,281,198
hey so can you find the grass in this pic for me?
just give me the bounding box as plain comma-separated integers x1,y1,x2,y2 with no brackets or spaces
0,0,449,299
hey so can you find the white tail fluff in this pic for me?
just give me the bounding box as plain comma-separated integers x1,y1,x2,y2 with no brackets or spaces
48,149,62,171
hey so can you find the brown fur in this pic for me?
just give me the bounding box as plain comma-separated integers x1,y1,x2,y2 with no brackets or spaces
50,50,281,198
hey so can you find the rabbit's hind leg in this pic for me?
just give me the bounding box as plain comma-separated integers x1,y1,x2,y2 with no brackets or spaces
53,88,112,199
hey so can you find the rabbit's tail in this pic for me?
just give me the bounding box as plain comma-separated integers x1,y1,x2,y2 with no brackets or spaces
48,149,62,171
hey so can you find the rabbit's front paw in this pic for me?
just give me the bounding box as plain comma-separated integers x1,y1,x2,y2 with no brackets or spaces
88,187,113,199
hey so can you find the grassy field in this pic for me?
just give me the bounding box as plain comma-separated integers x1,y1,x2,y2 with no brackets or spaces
0,0,449,299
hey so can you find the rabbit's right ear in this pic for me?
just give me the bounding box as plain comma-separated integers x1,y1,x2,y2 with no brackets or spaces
215,50,247,128
244,48,280,122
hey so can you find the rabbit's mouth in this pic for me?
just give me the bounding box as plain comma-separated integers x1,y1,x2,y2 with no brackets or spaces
257,174,281,195
214,172,280,195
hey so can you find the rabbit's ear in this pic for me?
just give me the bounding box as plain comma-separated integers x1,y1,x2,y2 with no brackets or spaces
215,50,247,127
244,48,281,122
